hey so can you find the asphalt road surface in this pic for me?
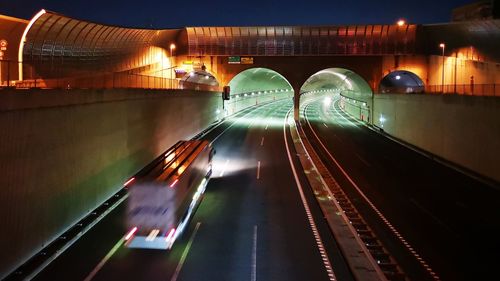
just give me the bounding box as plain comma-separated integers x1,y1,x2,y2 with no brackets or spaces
32,99,353,281
301,96,500,281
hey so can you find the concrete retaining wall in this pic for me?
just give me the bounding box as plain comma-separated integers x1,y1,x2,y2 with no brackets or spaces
0,88,267,278
371,94,500,183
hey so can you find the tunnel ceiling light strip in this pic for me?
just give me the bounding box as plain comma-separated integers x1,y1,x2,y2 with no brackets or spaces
18,9,46,81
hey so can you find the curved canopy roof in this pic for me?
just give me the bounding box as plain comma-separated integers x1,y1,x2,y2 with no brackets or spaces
20,10,179,79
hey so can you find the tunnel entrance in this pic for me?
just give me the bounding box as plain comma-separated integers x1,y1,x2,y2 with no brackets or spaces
379,70,424,94
298,68,373,122
228,67,293,95
224,67,294,124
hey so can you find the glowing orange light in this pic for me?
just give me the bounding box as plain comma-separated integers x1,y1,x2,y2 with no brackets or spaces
397,19,405,26
169,43,176,50
177,165,185,175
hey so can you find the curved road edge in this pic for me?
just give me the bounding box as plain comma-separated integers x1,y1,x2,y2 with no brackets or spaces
284,108,388,281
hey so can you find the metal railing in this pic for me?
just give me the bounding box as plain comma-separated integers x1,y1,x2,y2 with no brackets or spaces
1,60,221,92
424,84,499,97
13,72,221,92
379,84,500,97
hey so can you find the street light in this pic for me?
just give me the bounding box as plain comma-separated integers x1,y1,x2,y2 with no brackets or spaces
439,43,445,93
169,43,176,88
397,19,406,26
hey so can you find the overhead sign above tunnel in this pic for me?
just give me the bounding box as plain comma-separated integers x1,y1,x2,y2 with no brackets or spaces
228,56,254,64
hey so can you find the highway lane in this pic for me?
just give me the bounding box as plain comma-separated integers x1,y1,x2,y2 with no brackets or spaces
302,96,500,281
33,99,353,281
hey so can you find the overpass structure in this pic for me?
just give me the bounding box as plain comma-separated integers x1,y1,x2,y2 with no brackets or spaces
0,10,498,93
1,9,500,281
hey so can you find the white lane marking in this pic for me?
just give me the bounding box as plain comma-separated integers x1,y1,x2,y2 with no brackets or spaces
410,198,457,235
211,102,276,144
251,225,258,281
257,161,261,180
332,100,358,127
170,222,202,281
220,159,230,177
283,108,337,281
84,237,125,281
260,137,265,146
332,134,342,143
304,103,440,280
355,153,371,167
323,123,328,128
32,102,285,280
265,124,268,130
26,192,129,280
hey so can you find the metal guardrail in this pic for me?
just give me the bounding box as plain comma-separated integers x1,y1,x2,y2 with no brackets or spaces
0,60,221,92
380,84,500,97
12,72,221,92
424,84,499,97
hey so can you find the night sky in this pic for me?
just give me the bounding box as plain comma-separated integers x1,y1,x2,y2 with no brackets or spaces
2,0,473,28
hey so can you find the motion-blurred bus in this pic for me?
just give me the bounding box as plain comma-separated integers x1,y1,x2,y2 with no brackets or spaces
124,140,214,249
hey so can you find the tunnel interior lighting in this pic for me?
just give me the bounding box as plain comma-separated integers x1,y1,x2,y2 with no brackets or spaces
323,97,332,105
395,75,401,80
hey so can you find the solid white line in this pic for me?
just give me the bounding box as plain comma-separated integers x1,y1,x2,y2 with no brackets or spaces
26,192,129,280
332,100,358,127
257,161,261,179
260,137,264,146
170,222,202,281
305,101,440,280
265,124,268,130
323,123,328,128
83,237,125,281
251,225,258,281
283,108,337,281
220,159,230,177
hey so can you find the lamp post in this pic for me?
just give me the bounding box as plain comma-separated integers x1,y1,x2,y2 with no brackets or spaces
439,43,445,93
169,43,176,88
397,19,405,26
